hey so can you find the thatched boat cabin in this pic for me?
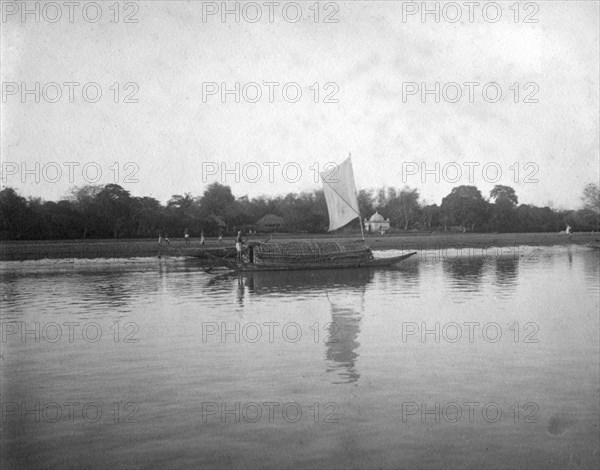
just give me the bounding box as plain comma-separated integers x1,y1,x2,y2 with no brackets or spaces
244,240,374,269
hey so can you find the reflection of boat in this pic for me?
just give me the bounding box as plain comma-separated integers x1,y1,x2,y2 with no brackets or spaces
230,157,416,271
242,267,374,293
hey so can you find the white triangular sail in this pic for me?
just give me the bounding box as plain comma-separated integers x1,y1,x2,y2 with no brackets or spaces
320,157,361,232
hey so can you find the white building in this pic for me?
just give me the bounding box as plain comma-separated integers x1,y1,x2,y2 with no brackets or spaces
364,211,390,234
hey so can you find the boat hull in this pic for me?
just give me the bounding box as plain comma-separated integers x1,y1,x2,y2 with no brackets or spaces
232,252,417,271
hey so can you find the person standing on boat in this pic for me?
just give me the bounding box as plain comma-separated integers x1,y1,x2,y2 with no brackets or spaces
184,228,190,245
236,231,243,261
200,231,205,248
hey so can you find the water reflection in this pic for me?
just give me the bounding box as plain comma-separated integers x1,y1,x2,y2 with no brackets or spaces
1,267,137,316
237,275,244,307
370,257,420,295
325,295,362,384
491,257,519,300
582,251,600,295
83,272,134,311
238,269,372,384
494,256,518,284
443,257,485,292
567,247,573,268
241,268,374,296
494,257,518,284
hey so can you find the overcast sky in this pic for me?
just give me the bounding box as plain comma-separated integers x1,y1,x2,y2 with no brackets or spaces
1,0,598,209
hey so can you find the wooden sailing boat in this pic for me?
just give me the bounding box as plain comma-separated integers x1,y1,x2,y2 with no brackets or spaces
230,156,416,271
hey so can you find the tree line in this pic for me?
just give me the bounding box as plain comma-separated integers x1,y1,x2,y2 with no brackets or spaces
1,182,598,240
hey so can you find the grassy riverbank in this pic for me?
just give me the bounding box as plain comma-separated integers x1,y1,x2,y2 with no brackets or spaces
1,232,598,262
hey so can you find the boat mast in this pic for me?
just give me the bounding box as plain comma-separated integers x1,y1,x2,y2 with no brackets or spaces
349,152,365,241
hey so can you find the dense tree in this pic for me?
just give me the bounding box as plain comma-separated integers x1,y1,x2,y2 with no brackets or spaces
167,193,195,212
70,185,103,238
357,189,375,220
440,186,489,231
490,185,518,205
271,191,328,233
582,183,600,215
514,205,561,232
164,193,202,236
131,196,163,237
572,183,600,231
96,184,133,238
420,204,440,231
379,187,421,230
490,185,518,232
199,183,235,219
397,188,420,230
0,188,31,239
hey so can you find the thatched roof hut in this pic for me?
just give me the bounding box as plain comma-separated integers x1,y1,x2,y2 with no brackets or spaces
255,214,285,232
206,214,227,228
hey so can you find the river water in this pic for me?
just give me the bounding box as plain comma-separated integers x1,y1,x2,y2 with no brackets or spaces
1,246,598,469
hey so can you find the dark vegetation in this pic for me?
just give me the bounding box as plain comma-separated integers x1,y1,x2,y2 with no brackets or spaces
1,182,598,240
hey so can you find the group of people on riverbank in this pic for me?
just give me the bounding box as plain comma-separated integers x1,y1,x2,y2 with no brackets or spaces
158,229,223,247
157,229,244,260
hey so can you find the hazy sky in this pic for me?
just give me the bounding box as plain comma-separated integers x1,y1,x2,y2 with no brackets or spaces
1,0,598,209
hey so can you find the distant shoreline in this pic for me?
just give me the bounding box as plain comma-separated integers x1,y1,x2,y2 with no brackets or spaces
1,232,598,262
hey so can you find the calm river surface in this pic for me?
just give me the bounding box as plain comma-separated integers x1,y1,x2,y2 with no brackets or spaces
1,246,599,469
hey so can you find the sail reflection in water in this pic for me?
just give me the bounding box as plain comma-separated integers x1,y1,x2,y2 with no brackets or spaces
239,268,374,384
324,296,362,384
